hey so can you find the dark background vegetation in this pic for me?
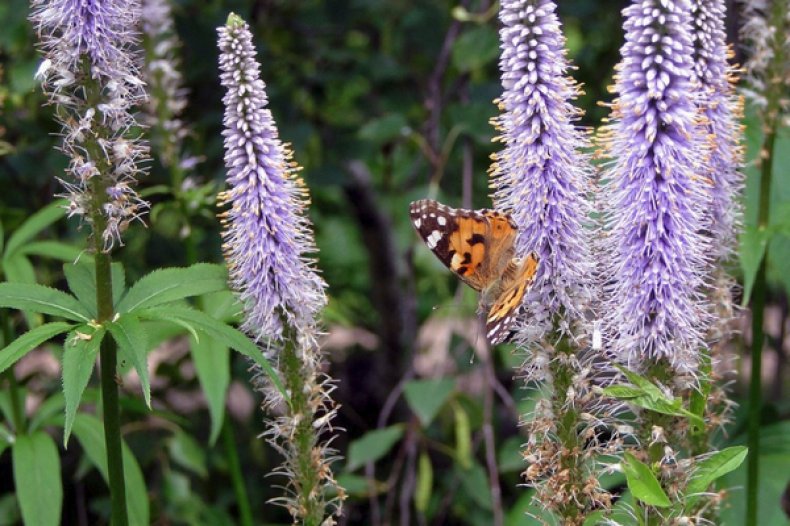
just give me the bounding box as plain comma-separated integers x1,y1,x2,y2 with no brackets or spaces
1,0,788,524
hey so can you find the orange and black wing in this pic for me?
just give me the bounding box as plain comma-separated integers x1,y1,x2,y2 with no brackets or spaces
486,252,539,344
409,199,514,291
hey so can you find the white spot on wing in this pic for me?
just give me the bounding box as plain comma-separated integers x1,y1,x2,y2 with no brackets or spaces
426,230,442,249
437,216,447,226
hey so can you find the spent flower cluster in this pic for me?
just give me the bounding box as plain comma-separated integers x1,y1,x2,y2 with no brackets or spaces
31,0,149,250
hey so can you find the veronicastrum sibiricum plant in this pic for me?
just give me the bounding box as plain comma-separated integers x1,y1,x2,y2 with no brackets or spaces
490,0,616,523
28,0,150,523
217,13,344,524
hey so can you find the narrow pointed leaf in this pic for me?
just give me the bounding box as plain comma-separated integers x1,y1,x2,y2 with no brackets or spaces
415,452,433,512
739,225,769,306
0,322,74,373
18,240,83,262
62,327,105,445
116,264,228,313
4,200,67,257
347,425,405,471
3,253,36,284
622,452,671,507
686,446,748,498
189,334,229,445
0,283,91,322
108,315,150,407
71,414,149,525
12,431,62,526
63,261,125,317
136,305,284,397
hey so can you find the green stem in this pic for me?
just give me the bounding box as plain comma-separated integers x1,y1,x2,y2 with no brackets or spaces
746,126,776,526
94,250,128,526
550,341,585,523
222,418,254,526
281,333,325,526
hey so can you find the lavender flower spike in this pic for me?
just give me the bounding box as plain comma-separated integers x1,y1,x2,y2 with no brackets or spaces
217,14,326,342
602,0,710,371
491,0,594,338
31,0,149,250
692,0,743,257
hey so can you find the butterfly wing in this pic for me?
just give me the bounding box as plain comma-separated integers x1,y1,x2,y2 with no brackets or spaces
486,252,539,344
409,199,516,291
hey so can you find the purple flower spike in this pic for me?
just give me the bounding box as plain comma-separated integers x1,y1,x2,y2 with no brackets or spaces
491,0,594,337
603,0,710,371
217,14,326,342
692,0,743,257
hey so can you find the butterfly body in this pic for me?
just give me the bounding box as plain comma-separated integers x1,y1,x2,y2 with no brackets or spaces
409,199,539,344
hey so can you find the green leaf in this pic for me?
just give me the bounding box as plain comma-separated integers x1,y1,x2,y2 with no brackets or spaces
403,378,455,427
614,365,669,403
62,326,105,445
189,334,229,445
415,452,433,513
358,114,408,144
602,385,645,399
451,26,499,72
63,261,126,318
108,315,150,407
739,225,769,305
0,282,91,322
0,322,74,374
17,241,83,262
2,254,41,329
454,403,472,470
71,414,149,526
685,446,748,499
12,431,62,526
135,305,284,398
2,253,36,284
347,425,404,471
622,452,671,508
27,393,65,433
116,264,228,314
3,200,67,258
168,430,208,478
689,356,712,434
459,462,493,510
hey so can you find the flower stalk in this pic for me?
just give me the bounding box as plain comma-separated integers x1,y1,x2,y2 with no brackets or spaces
31,0,151,522
490,1,610,523
217,14,343,524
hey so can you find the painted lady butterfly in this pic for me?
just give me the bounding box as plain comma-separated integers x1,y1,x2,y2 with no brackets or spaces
409,199,539,345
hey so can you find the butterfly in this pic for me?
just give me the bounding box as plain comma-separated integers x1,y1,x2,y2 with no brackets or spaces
409,199,539,345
